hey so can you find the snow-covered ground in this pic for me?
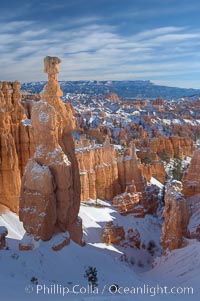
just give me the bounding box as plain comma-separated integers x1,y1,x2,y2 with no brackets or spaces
144,239,200,299
0,199,199,301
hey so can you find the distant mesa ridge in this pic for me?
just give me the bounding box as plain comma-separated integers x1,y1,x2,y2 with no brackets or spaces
21,80,200,99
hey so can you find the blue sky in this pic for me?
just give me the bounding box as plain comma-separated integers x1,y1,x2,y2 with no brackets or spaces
1,0,200,87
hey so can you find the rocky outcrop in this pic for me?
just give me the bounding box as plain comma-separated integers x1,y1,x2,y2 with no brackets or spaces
182,150,200,199
0,226,8,249
102,221,125,246
187,194,200,240
21,99,35,119
136,135,194,184
4,81,34,176
19,233,37,251
117,142,147,193
112,182,141,216
135,136,194,162
77,139,159,212
106,93,120,102
136,137,173,162
41,57,81,226
161,181,190,252
0,81,31,212
138,151,166,184
102,222,141,249
20,102,69,241
150,160,166,184
139,184,159,216
19,57,83,246
141,164,152,182
87,126,108,144
118,128,131,146
0,132,21,213
76,136,121,201
51,232,70,251
113,179,159,218
170,136,194,160
126,228,141,249
152,98,164,106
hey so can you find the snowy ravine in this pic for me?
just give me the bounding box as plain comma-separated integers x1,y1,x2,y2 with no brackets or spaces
0,198,199,301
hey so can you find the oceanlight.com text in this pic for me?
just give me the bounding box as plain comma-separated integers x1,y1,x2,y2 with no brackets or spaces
25,283,194,297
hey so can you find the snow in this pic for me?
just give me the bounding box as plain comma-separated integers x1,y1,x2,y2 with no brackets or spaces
0,203,199,300
144,239,200,300
20,233,40,249
22,119,31,126
34,146,71,166
0,207,142,301
150,177,164,190
163,119,171,125
0,209,25,241
51,231,70,247
38,112,50,123
196,139,200,146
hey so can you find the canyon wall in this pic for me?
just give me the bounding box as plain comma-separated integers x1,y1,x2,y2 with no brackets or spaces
76,140,151,202
0,81,33,212
135,136,194,161
76,139,159,216
76,136,121,201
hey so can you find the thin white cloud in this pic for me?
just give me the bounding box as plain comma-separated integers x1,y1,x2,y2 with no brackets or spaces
133,26,186,40
1,19,200,88
0,21,33,32
149,33,200,43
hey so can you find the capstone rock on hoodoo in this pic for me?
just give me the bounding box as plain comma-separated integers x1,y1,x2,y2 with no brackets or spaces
41,56,81,228
19,57,83,247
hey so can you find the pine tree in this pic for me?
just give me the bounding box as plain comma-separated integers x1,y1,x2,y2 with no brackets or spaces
172,158,183,181
84,266,98,290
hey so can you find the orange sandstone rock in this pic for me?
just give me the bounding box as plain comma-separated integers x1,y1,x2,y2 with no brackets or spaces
182,150,200,198
41,57,81,228
19,234,36,251
0,81,27,212
126,228,141,249
141,164,152,182
161,181,190,252
117,142,147,193
187,194,200,240
152,98,164,106
106,93,120,102
112,182,141,216
19,57,83,246
102,221,125,246
76,136,121,201
51,232,70,251
0,132,21,212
